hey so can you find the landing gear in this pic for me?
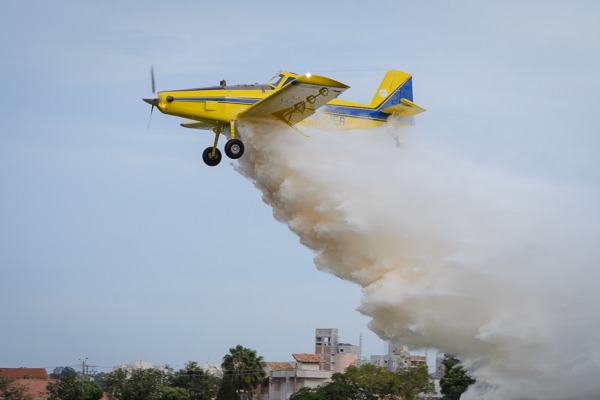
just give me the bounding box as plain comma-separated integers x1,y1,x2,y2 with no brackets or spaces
201,120,244,167
224,139,245,159
202,147,222,167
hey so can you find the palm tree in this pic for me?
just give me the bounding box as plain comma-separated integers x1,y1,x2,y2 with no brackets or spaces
221,345,266,399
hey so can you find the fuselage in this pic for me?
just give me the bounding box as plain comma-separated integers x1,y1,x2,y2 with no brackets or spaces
155,71,394,130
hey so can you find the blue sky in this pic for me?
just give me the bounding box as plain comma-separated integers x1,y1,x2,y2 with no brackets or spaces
1,0,599,381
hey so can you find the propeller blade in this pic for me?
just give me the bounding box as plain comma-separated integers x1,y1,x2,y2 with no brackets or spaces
146,65,157,131
150,65,156,94
147,104,155,132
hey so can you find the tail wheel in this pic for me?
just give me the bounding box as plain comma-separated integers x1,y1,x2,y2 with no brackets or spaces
202,147,222,167
224,139,245,159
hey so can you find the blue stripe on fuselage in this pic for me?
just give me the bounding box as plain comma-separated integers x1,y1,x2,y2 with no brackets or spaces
174,97,259,105
320,77,413,121
321,105,388,121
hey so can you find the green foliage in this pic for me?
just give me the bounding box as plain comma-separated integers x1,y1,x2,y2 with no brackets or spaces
171,362,221,400
104,368,165,400
215,375,238,400
439,355,475,400
393,364,435,400
328,364,392,400
46,374,103,400
49,367,77,380
290,363,435,400
159,386,187,400
289,387,327,400
92,372,109,390
221,345,266,397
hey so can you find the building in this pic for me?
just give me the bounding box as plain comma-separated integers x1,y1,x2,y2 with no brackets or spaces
434,352,446,380
0,368,53,400
314,328,338,371
410,355,427,367
0,368,49,380
314,328,362,372
370,343,410,370
115,360,169,373
267,354,333,400
2,379,54,400
333,343,360,372
333,352,358,373
370,342,428,371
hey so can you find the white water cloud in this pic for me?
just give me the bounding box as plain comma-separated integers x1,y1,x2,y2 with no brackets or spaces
235,121,600,399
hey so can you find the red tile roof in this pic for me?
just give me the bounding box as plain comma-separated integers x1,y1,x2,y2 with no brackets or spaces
292,354,325,363
0,368,49,380
9,379,109,400
11,379,53,399
267,362,293,371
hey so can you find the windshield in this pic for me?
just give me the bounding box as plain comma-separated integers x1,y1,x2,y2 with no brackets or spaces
268,73,284,87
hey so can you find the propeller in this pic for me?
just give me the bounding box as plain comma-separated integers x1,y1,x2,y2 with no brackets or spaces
143,65,159,130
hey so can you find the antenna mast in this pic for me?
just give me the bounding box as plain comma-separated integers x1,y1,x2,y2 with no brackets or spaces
359,333,363,365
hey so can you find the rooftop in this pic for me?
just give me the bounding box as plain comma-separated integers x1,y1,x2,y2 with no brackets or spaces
266,362,293,371
292,354,326,363
0,368,49,380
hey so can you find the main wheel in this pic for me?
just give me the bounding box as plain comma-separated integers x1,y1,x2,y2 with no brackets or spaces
202,147,222,167
224,139,245,159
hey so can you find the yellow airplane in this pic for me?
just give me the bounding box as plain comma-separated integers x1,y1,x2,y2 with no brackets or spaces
143,69,425,166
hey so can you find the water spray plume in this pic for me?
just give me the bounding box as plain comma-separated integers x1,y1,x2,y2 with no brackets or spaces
235,121,600,400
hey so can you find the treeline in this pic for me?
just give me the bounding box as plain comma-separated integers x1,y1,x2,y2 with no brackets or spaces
290,355,475,400
1,347,475,400
49,345,265,400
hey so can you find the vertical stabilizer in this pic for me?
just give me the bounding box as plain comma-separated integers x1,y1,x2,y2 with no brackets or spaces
368,70,414,110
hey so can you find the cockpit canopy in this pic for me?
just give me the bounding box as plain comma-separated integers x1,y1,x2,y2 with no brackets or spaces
267,71,299,89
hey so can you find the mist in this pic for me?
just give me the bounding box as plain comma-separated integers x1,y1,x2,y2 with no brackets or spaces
234,121,600,400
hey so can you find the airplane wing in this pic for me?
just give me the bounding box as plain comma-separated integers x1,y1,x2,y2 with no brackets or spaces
239,74,349,128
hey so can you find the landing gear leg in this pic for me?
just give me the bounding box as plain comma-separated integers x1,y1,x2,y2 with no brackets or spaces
224,120,245,159
202,125,223,167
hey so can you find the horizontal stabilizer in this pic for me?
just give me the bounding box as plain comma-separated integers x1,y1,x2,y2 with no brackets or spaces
380,98,426,116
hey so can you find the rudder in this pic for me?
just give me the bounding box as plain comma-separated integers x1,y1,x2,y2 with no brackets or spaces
368,70,414,110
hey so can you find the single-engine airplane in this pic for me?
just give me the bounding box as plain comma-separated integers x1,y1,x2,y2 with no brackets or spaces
143,69,425,166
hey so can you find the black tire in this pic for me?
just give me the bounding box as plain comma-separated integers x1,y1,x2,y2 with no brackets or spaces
224,139,245,159
202,147,222,167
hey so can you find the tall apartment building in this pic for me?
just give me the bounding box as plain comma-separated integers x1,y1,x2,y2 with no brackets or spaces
314,328,338,371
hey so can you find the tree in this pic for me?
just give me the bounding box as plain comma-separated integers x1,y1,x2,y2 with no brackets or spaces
92,372,109,391
49,367,77,380
0,373,7,393
220,345,266,399
290,362,435,400
289,387,327,400
394,364,435,400
159,386,187,400
47,374,103,400
216,375,239,400
327,363,394,400
104,368,165,400
439,355,475,400
171,361,221,400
